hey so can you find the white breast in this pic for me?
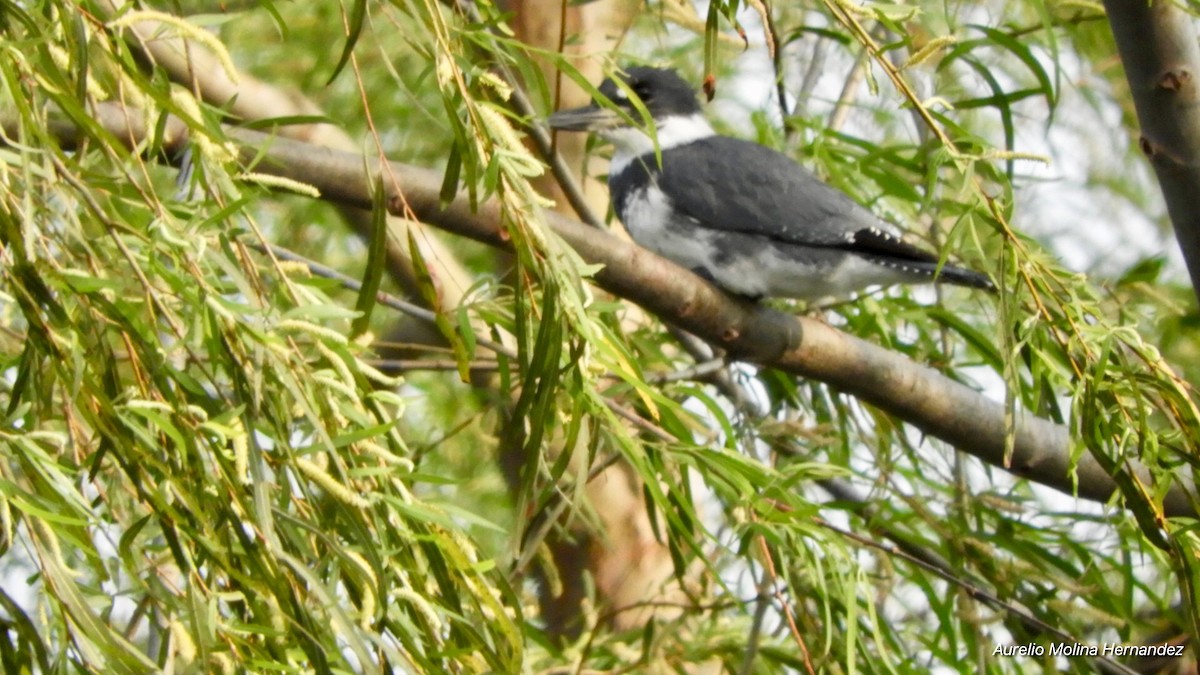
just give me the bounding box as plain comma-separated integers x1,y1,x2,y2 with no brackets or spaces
620,186,722,274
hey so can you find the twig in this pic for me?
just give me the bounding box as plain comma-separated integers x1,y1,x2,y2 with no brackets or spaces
649,357,729,384
827,37,871,133
368,358,501,373
752,524,815,674
756,0,792,133
794,33,829,121
817,518,1143,675
460,2,605,229
250,241,519,359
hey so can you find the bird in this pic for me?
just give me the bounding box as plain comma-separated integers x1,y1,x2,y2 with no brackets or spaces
547,66,994,301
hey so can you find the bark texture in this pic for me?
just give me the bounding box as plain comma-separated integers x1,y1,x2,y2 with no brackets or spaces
1105,0,1200,299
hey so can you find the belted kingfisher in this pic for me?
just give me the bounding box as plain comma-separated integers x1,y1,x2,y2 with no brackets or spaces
547,66,993,300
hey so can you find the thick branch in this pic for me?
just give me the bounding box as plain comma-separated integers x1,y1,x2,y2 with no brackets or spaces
16,107,1196,518
1104,0,1200,299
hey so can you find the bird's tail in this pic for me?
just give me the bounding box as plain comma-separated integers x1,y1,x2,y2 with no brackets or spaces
839,227,994,293
930,263,995,292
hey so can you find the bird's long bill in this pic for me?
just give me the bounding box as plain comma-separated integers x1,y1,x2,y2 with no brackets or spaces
546,104,624,132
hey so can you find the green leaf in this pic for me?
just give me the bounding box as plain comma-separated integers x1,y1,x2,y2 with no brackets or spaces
351,178,390,338
326,0,367,85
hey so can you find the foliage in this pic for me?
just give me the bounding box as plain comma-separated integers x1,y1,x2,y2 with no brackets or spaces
0,0,1196,673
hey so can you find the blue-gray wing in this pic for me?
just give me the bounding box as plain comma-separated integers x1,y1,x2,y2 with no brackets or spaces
648,135,883,246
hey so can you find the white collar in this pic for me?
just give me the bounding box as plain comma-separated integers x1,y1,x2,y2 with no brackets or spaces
602,113,715,175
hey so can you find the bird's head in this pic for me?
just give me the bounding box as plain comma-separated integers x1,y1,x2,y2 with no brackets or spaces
548,66,713,162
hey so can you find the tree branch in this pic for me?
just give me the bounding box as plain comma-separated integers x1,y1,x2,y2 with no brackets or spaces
15,104,1195,518
1104,0,1200,300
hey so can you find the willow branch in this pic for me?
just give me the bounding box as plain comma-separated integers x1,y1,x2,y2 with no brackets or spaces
14,104,1195,518
98,0,475,344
